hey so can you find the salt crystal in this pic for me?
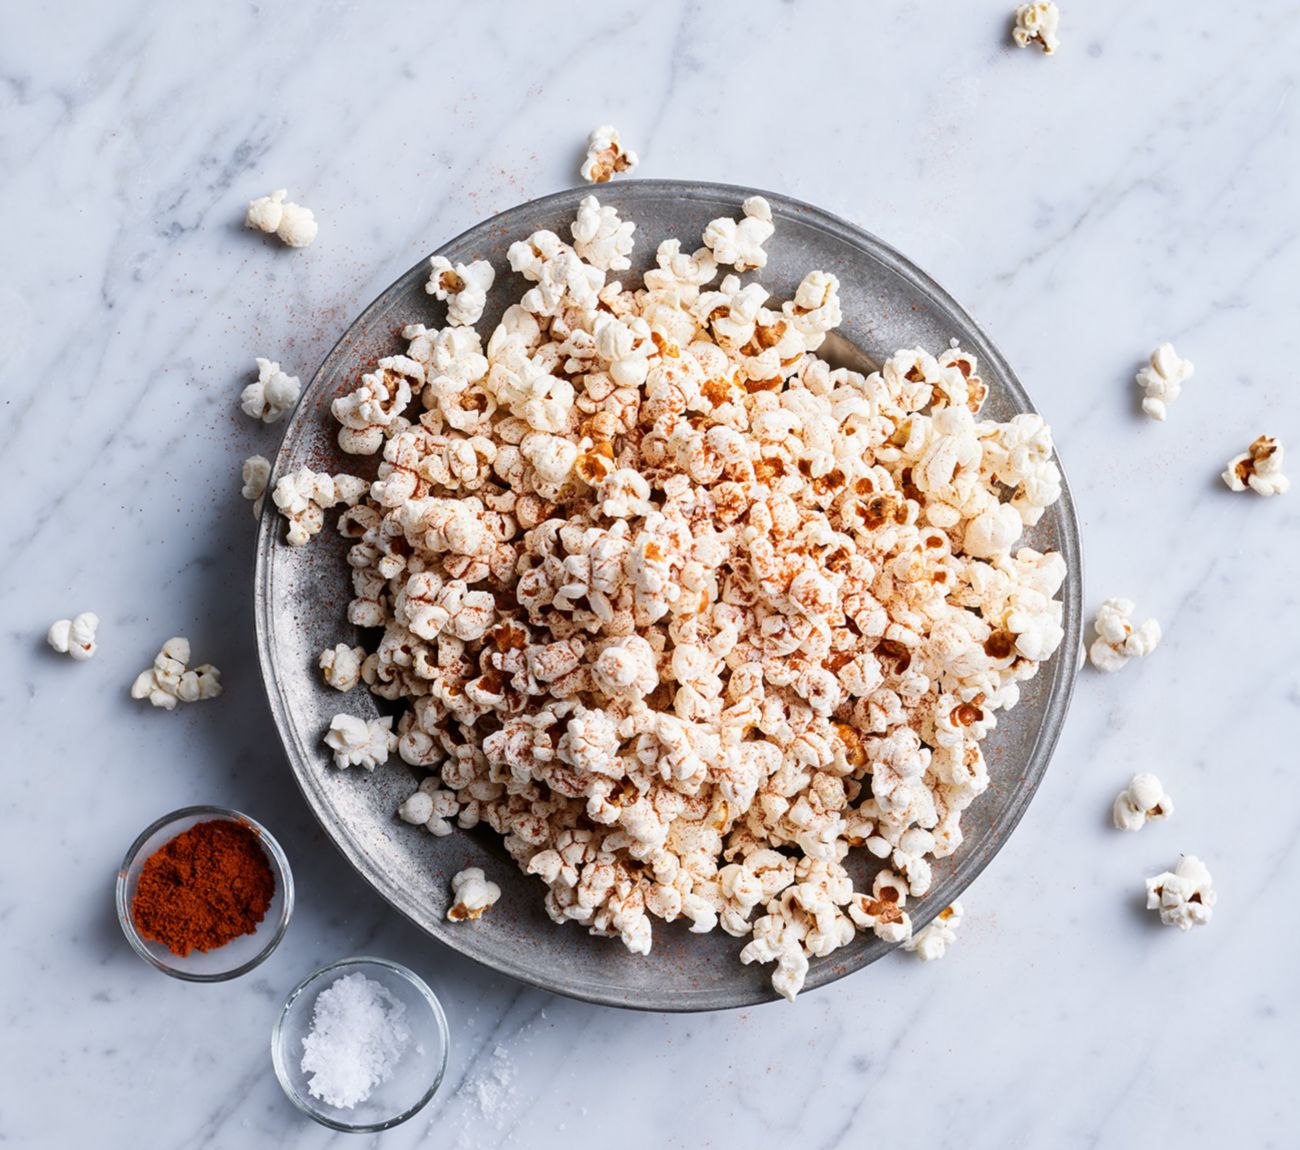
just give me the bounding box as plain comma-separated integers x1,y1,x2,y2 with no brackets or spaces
300,972,412,1109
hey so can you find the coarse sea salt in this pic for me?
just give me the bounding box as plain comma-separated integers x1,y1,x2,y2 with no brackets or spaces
300,972,412,1109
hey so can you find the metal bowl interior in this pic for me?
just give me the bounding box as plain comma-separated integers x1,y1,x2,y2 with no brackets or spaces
255,181,1083,1011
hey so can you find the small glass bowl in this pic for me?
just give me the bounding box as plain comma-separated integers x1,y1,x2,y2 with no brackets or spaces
116,805,294,981
272,957,450,1132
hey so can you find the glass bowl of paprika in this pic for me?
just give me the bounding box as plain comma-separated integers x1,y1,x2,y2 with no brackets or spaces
116,805,294,981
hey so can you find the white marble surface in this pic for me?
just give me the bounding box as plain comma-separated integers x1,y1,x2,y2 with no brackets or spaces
4,2,1298,1146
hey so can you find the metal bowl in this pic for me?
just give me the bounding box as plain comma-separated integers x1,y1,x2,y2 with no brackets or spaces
255,181,1083,1011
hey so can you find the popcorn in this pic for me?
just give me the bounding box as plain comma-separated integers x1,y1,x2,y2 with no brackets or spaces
245,188,318,247
324,713,397,770
1088,598,1161,672
1112,772,1173,832
273,467,368,546
580,124,638,184
47,612,99,661
130,636,222,710
903,902,963,961
571,195,636,272
702,196,774,272
319,643,366,692
240,359,301,424
1222,435,1290,497
1012,2,1061,54
448,867,502,921
1145,855,1216,931
241,455,271,518
316,198,1069,1000
1135,342,1193,421
425,257,495,327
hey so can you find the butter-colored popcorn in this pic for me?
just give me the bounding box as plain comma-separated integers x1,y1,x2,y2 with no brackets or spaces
1113,772,1173,831
319,643,366,692
240,358,301,424
702,196,775,273
571,195,636,273
1222,435,1290,497
1012,2,1061,54
324,713,396,770
315,196,1070,1001
1135,342,1193,421
241,455,271,518
580,124,638,184
448,866,502,921
47,612,99,661
426,257,495,328
130,636,222,710
273,467,367,546
1145,855,1216,931
1088,598,1161,672
245,188,318,248
903,902,963,961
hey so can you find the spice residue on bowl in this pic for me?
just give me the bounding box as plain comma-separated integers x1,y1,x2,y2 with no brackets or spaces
300,972,412,1109
131,819,276,955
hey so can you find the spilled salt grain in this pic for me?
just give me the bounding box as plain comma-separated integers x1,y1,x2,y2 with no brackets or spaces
300,972,411,1109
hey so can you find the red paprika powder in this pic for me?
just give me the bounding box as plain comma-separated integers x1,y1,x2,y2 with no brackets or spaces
131,819,276,956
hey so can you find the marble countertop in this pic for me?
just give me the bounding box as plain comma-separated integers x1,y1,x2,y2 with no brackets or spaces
5,2,1298,1147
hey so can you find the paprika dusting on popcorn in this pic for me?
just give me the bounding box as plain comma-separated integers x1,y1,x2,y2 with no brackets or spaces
131,820,276,956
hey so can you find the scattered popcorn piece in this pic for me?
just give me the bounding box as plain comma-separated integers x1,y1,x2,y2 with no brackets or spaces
1135,343,1193,421
425,257,495,327
240,359,302,424
1112,772,1173,831
1012,2,1061,54
245,188,318,248
319,643,366,692
580,124,638,184
571,195,636,272
1222,435,1290,497
1145,855,1216,931
903,902,963,961
130,636,222,710
1088,598,1161,672
46,612,99,661
703,196,775,272
447,867,502,922
241,455,271,518
272,468,367,546
324,713,397,770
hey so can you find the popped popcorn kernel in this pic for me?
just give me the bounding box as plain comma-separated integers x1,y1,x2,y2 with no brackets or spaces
240,359,301,424
903,901,963,961
703,196,775,273
1146,855,1216,931
426,257,495,328
1222,435,1290,497
130,636,222,710
580,124,638,184
1112,772,1173,832
319,643,366,692
245,188,318,247
1088,598,1161,673
1012,2,1061,54
324,713,396,770
47,612,99,661
448,866,502,921
241,455,271,518
273,467,368,546
1135,342,1193,421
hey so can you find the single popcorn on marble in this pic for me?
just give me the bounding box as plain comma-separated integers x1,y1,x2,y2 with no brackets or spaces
1146,855,1216,931
240,359,302,424
1112,773,1173,831
47,612,99,661
324,713,397,770
1221,435,1290,497
1135,342,1193,421
580,124,638,184
903,902,963,961
245,188,318,248
130,636,222,710
312,193,1070,1000
425,257,495,328
1012,2,1061,54
1088,598,1161,672
447,867,502,922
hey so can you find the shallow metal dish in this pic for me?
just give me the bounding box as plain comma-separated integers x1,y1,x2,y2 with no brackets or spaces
255,181,1083,1011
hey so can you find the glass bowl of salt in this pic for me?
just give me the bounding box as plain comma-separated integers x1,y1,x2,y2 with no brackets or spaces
272,956,450,1132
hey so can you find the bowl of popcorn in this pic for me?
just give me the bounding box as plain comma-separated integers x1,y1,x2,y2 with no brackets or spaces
255,179,1083,1009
